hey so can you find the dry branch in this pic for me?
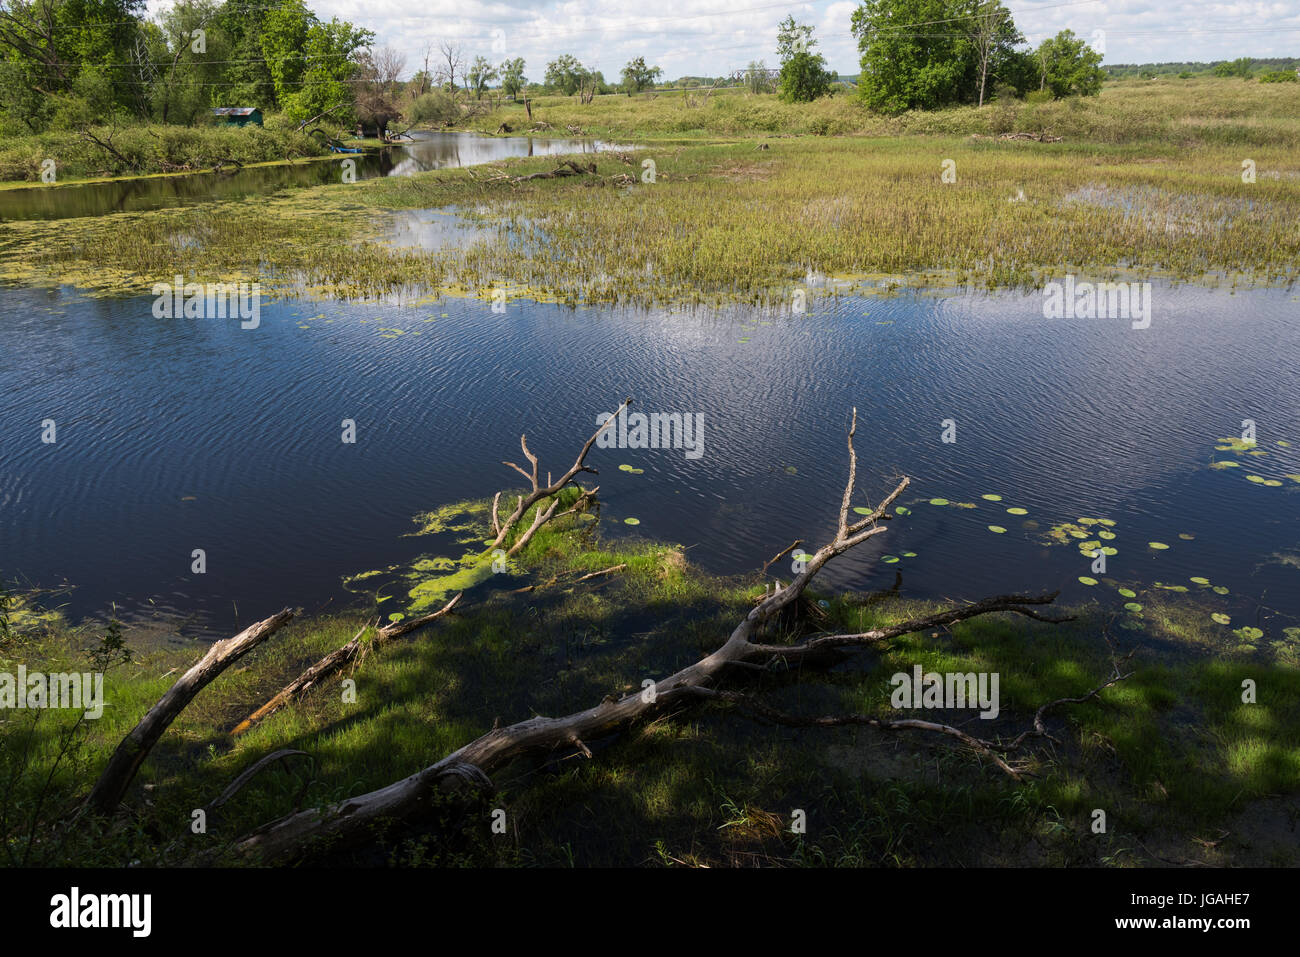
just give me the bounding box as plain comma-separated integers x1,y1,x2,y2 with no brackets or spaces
88,609,295,814
232,593,462,736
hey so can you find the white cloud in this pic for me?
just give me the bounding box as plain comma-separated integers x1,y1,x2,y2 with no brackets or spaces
146,0,1300,77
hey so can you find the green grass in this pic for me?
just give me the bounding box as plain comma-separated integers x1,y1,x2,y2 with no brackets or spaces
473,75,1300,149
3,499,1297,867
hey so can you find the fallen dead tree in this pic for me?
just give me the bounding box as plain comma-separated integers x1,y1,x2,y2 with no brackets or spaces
486,159,598,186
232,593,463,736
229,411,1108,864
87,608,295,814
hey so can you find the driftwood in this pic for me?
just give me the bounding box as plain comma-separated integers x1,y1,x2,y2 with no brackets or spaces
489,397,630,550
87,609,295,814
510,563,627,595
488,159,598,186
230,411,1083,864
232,592,463,736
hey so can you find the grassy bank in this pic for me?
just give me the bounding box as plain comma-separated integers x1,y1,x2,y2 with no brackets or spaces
475,76,1300,150
0,123,326,183
3,499,1297,867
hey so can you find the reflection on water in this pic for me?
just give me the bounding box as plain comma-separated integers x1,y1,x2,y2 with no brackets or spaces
0,131,624,222
1,282,1298,639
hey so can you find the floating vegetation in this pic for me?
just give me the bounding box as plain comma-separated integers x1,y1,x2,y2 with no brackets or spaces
1212,585,1229,595
1123,603,1143,613
981,494,1002,501
1078,576,1098,586
1190,576,1210,585
987,525,1007,534
1208,460,1240,469
894,506,910,516
783,465,798,475
928,498,949,506
1178,533,1195,540
1211,613,1231,625
881,555,900,563
1117,587,1137,598
1148,542,1170,550
1006,507,1028,515
1215,437,1257,453
618,464,645,475
1234,626,1264,641
853,506,871,515
623,517,641,525
902,551,917,558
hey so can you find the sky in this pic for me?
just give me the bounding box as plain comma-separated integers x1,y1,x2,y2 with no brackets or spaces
147,0,1300,80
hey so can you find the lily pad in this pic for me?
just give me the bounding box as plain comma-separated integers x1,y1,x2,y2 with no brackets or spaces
981,494,1003,501
1098,530,1116,540
1117,588,1137,598
623,517,641,525
929,498,949,506
853,506,871,515
1245,474,1267,484
902,551,917,558
987,525,1007,534
1148,542,1169,550
1211,613,1231,625
1006,507,1028,515
1212,585,1229,595
784,465,798,475
1123,602,1143,613
881,555,900,563
1234,626,1264,641
895,506,911,516
1178,533,1195,540
1077,576,1098,586
1209,460,1240,469
1190,576,1210,585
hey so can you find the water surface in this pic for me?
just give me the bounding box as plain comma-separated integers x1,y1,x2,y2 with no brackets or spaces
0,131,621,221
2,280,1297,640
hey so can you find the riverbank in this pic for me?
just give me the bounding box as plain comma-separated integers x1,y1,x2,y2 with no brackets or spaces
4,498,1297,867
0,123,327,184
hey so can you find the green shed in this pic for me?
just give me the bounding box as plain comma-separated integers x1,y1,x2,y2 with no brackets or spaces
212,107,263,127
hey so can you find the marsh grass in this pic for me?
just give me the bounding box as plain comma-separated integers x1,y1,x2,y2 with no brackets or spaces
4,131,1297,308
3,506,1297,867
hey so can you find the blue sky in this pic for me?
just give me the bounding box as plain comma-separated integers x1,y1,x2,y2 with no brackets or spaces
151,1,1300,80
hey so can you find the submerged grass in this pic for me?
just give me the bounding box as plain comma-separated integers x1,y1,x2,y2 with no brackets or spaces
3,503,1297,867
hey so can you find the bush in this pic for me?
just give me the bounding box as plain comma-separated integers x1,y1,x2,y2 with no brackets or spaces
407,91,459,127
1259,70,1298,84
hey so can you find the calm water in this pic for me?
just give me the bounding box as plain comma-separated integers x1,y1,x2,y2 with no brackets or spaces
2,279,1298,639
0,131,619,221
